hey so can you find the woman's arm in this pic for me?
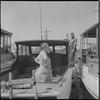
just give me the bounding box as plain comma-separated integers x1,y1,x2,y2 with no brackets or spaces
34,52,41,64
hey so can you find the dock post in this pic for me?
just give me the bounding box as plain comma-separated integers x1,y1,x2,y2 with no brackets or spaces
9,72,13,99
32,70,38,99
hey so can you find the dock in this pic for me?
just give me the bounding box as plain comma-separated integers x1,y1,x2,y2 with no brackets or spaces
72,69,83,99
69,64,94,99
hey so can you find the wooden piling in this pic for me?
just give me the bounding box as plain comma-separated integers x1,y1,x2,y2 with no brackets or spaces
32,70,38,99
9,72,13,99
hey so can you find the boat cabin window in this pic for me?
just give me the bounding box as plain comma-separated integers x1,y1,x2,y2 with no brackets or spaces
1,32,12,53
8,37,11,47
31,46,53,54
1,36,3,48
18,45,30,55
31,46,41,54
55,46,66,54
5,36,8,47
82,36,97,63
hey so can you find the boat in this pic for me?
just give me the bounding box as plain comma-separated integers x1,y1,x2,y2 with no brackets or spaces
1,29,16,73
78,23,99,99
1,39,73,99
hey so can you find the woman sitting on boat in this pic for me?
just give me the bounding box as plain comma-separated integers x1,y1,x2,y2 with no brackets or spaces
34,42,53,83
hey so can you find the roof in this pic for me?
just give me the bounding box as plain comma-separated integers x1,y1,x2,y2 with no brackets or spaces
1,29,13,35
81,23,99,38
15,39,69,46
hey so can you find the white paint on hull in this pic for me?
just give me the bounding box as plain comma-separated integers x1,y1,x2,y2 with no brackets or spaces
82,65,99,99
58,70,72,99
1,68,72,99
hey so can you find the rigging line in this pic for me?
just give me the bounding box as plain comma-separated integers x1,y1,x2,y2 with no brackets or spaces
39,1,43,40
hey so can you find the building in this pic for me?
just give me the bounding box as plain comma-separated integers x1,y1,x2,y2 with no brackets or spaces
1,29,13,53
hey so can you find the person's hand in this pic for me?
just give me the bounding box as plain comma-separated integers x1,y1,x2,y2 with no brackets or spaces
44,64,47,67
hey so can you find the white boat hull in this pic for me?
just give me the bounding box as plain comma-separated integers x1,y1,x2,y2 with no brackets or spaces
81,65,99,99
1,68,72,99
57,68,72,99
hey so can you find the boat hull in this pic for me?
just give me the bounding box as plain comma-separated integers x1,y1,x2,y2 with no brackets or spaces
57,68,72,99
1,68,72,99
81,65,99,99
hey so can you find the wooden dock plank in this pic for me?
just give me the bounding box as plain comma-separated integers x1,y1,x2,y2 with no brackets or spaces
72,70,84,99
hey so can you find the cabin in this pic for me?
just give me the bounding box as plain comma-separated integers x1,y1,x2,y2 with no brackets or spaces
1,29,15,73
1,39,73,99
1,40,70,82
80,23,99,78
78,23,99,99
1,29,13,53
80,23,98,67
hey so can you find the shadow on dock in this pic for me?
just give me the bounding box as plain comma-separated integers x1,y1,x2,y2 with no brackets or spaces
69,67,95,99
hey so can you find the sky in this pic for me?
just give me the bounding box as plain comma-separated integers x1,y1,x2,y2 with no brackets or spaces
1,1,98,48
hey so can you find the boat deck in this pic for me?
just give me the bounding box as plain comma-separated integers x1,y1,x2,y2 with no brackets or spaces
1,83,60,98
1,68,72,99
1,64,95,99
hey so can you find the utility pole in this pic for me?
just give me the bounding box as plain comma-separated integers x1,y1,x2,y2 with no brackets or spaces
42,27,52,40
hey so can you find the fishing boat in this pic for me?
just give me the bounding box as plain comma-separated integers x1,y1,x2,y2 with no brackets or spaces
78,23,99,99
1,29,16,73
1,39,73,99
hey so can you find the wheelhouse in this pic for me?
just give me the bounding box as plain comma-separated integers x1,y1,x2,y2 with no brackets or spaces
80,23,99,77
1,40,70,82
1,29,15,73
1,29,13,53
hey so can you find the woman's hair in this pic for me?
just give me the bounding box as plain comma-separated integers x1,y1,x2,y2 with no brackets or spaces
70,32,74,36
41,42,49,50
40,42,51,57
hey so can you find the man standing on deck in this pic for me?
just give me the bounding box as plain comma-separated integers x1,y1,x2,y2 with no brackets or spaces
69,32,77,67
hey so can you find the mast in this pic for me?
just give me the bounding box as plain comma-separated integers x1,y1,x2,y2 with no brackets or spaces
39,2,43,40
42,27,52,40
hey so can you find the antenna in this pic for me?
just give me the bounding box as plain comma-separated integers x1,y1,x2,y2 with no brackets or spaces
42,27,52,40
39,2,43,40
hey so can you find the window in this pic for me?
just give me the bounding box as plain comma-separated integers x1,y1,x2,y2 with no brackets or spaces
55,46,66,54
1,36,3,48
31,46,41,54
26,46,30,55
18,45,22,55
82,36,97,63
4,36,8,46
18,45,30,55
8,36,10,46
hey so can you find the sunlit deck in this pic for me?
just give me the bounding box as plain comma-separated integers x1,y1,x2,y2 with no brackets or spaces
1,68,72,99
